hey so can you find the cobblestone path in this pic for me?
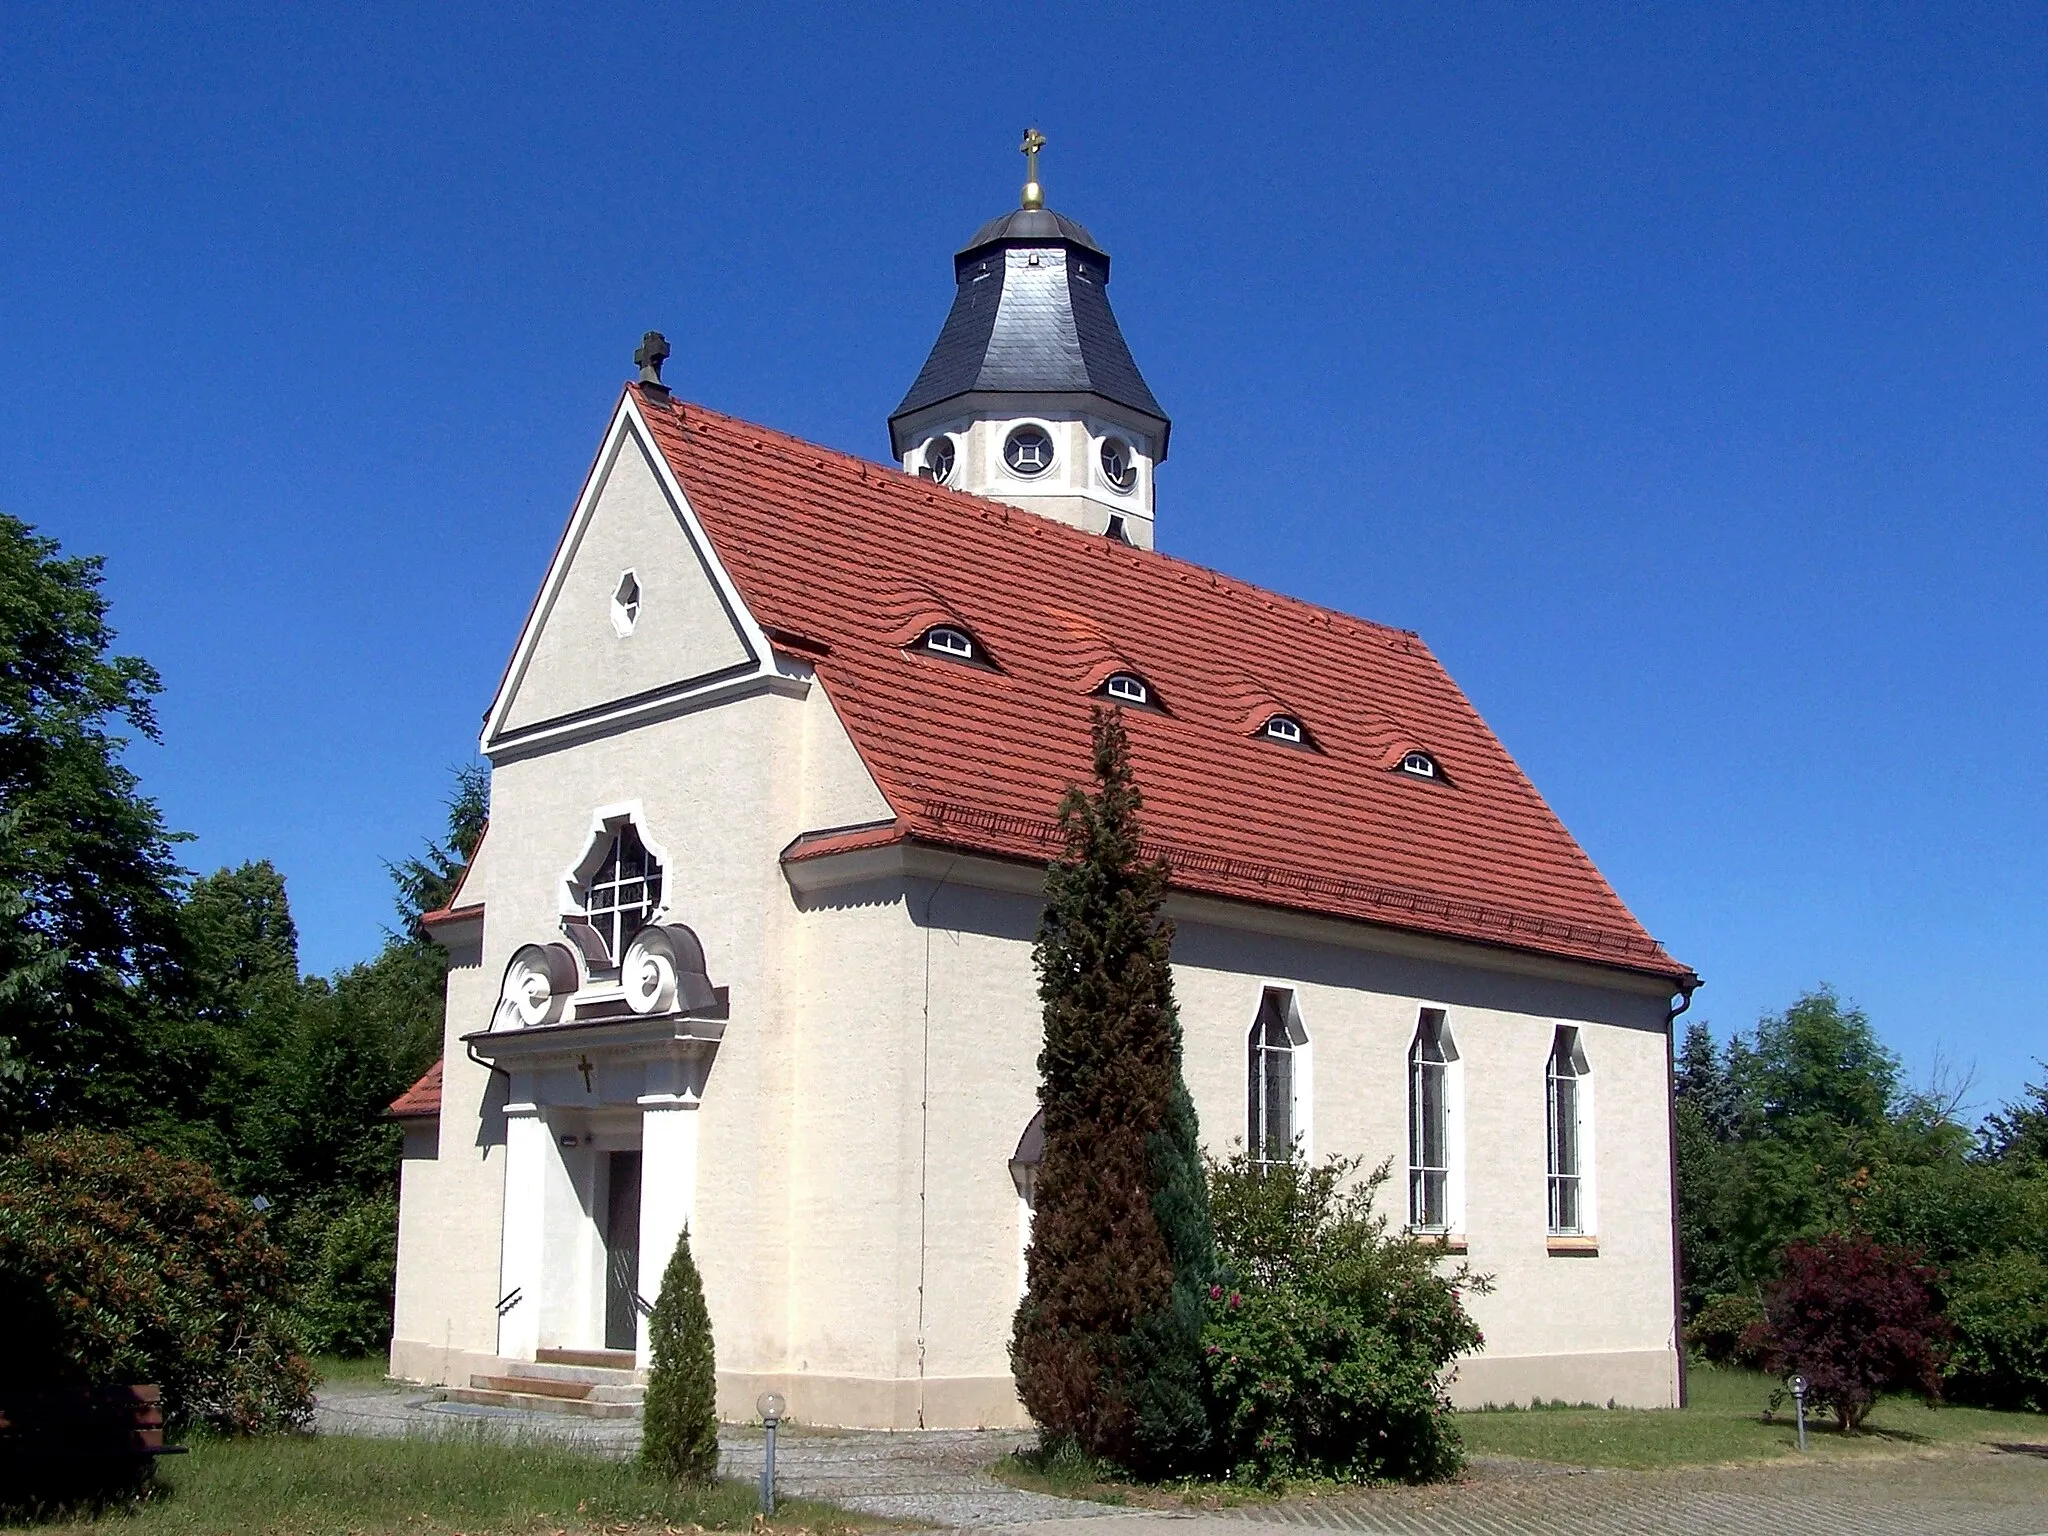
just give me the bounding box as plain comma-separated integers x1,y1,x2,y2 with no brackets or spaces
1184,1447,2048,1536
316,1387,2048,1535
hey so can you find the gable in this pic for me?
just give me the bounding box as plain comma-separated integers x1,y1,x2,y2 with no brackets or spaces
490,412,760,744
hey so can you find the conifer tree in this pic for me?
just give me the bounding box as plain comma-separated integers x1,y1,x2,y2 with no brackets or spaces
640,1225,719,1484
1012,707,1216,1477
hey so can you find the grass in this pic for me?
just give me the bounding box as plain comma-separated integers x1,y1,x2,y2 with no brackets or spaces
992,1368,2048,1498
3,1430,881,1536
1456,1364,2048,1471
307,1354,392,1389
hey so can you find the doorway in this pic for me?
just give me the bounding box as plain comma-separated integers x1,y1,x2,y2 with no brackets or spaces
604,1150,643,1351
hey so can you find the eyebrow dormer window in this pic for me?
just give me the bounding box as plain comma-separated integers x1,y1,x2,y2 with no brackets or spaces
1400,751,1440,779
923,626,977,660
1103,673,1149,706
1263,714,1305,745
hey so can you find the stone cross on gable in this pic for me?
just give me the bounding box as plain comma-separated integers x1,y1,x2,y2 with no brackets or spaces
635,331,670,387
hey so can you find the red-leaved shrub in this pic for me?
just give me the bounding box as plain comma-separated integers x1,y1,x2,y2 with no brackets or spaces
1743,1232,1949,1431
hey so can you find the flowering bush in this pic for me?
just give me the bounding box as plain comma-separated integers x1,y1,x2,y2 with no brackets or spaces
1203,1151,1486,1485
0,1130,313,1433
1742,1231,1948,1431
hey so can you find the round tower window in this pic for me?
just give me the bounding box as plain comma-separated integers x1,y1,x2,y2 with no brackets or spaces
1099,437,1136,492
919,436,955,485
1003,424,1055,477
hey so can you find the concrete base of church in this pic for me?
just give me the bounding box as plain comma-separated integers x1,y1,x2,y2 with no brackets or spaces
388,1340,507,1391
1447,1347,1680,1410
717,1372,1029,1430
388,1336,1675,1424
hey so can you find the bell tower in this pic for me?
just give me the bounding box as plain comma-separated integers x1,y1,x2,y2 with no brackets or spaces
889,131,1170,549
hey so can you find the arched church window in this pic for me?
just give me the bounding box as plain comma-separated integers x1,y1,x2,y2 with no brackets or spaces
1247,988,1308,1168
1408,1010,1458,1231
1262,713,1305,745
1400,751,1440,779
1003,424,1055,478
1099,437,1135,492
1547,1027,1591,1234
585,822,663,963
918,436,955,486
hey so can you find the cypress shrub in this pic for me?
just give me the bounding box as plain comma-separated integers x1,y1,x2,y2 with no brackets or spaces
1011,706,1217,1478
640,1225,719,1484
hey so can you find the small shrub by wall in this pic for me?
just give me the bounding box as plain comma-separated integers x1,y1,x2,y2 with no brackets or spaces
1205,1151,1486,1486
298,1193,398,1357
1684,1292,1767,1368
0,1130,313,1434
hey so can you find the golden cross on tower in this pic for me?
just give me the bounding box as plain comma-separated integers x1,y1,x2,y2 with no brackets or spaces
1020,127,1047,210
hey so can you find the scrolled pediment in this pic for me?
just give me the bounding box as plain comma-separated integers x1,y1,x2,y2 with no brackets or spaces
493,943,581,1030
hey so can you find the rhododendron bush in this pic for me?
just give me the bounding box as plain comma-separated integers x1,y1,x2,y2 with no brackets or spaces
1203,1151,1486,1485
0,1130,313,1434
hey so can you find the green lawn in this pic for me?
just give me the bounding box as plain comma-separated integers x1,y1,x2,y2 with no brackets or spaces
1457,1364,2048,1470
307,1354,392,1389
6,1431,877,1536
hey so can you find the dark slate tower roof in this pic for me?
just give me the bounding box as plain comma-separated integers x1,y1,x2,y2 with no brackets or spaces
888,201,1170,459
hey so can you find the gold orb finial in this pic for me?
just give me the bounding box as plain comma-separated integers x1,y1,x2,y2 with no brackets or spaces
1020,127,1046,210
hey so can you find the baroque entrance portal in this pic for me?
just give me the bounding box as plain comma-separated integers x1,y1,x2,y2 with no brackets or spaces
467,920,724,1364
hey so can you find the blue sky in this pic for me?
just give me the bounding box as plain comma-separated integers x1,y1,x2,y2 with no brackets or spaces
3,4,2042,1112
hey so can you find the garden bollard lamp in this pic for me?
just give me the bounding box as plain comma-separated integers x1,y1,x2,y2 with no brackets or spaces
757,1392,785,1514
1790,1374,1808,1452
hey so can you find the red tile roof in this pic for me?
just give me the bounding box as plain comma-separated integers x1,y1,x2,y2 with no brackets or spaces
636,388,1692,985
389,1058,443,1119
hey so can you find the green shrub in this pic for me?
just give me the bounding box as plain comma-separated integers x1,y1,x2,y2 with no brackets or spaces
298,1192,398,1357
1203,1151,1487,1486
1944,1248,2048,1412
641,1225,718,1484
0,1130,313,1433
1685,1292,1766,1367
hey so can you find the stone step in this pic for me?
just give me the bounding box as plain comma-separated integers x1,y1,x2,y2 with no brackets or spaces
436,1385,641,1419
536,1347,637,1371
504,1359,645,1388
471,1373,591,1399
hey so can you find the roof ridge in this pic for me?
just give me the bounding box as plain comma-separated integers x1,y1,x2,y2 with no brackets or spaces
648,388,1417,647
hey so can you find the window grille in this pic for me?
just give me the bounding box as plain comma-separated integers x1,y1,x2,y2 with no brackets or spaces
1547,1028,1584,1233
1409,1010,1451,1230
1247,989,1296,1168
585,823,662,963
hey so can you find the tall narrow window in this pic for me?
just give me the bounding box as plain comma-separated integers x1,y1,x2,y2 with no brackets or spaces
1247,989,1304,1168
1409,1010,1453,1230
585,822,663,963
1547,1028,1587,1234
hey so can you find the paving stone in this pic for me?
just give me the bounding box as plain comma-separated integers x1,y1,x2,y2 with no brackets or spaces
315,1388,2048,1536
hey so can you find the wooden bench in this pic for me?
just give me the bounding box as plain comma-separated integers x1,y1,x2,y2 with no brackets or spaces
0,1385,185,1500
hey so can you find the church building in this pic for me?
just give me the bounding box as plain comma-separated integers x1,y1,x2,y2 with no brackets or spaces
388,138,1699,1427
